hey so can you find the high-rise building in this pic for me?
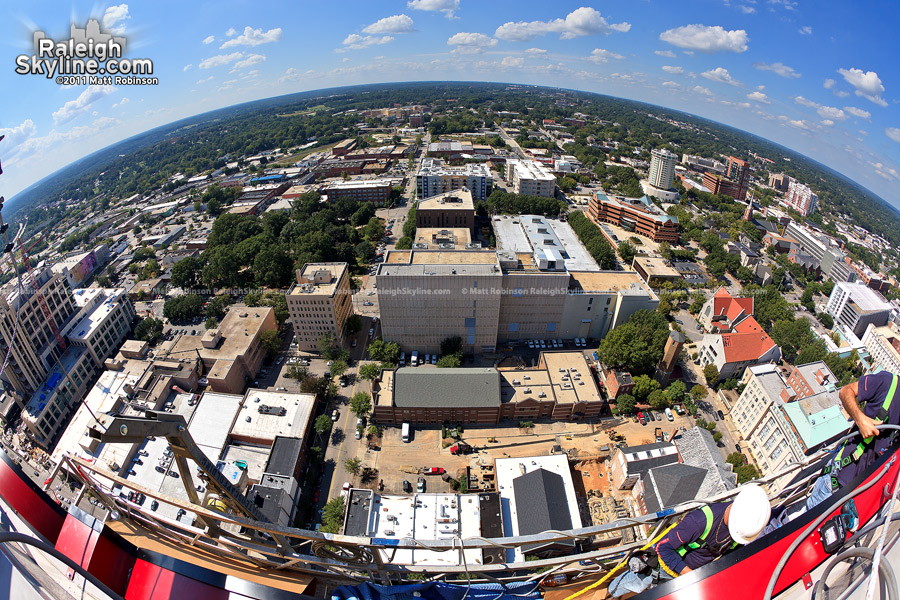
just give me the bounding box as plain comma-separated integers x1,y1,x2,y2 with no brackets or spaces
505,159,557,198
784,222,857,283
784,181,819,216
825,282,892,338
286,263,353,351
649,149,677,190
768,173,791,192
416,158,493,200
861,324,900,375
704,156,750,201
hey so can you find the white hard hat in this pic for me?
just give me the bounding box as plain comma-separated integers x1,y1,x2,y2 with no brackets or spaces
728,484,771,545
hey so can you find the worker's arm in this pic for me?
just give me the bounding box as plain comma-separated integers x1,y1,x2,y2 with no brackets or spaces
656,511,704,575
840,381,879,439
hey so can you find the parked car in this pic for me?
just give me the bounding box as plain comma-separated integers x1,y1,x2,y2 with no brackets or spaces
341,482,351,499
402,480,412,493
423,467,445,475
717,409,725,421
331,409,339,421
431,354,437,365
417,477,426,492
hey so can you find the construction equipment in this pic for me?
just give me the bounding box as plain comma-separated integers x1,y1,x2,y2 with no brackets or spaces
655,427,664,442
449,441,473,455
399,465,420,474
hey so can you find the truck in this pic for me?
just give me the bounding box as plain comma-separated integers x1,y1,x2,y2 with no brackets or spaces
410,351,418,367
655,427,664,443
450,441,473,455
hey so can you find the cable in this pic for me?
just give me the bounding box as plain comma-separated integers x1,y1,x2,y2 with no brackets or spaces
867,463,900,600
812,547,899,600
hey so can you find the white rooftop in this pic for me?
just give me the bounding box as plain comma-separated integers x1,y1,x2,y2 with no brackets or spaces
229,389,316,444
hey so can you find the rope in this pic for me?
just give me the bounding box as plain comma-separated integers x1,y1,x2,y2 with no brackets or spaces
561,522,678,600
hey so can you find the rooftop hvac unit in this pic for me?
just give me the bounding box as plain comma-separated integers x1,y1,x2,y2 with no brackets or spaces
558,368,566,373
523,388,531,394
523,375,530,380
538,391,547,398
579,381,585,385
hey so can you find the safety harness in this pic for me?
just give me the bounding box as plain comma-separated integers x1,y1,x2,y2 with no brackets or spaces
674,505,738,558
825,373,898,489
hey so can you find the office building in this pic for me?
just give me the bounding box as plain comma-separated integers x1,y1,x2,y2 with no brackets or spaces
587,193,679,243
784,181,819,216
632,257,683,287
416,158,493,200
287,263,353,352
324,179,393,205
426,140,474,157
376,243,657,354
862,324,900,374
505,159,557,198
166,308,277,394
702,173,744,201
726,156,750,201
681,154,725,175
372,351,604,424
732,363,847,476
415,189,476,233
768,173,791,192
825,282,893,338
784,222,857,283
649,149,677,190
51,245,110,289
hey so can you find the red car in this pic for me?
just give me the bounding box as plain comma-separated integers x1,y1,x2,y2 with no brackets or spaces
423,467,445,475
637,412,647,426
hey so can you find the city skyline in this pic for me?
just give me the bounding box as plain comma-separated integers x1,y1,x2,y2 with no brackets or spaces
0,1,898,208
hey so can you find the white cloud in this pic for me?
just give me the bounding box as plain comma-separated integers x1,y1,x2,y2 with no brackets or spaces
701,67,740,86
52,85,116,125
0,120,36,155
834,90,850,98
340,34,395,51
588,48,624,63
407,0,459,19
872,162,900,181
659,24,749,53
196,76,214,84
447,32,497,53
821,120,834,127
525,48,547,55
794,96,817,108
788,119,810,130
738,5,756,14
654,49,676,58
102,4,130,35
886,128,900,143
824,78,835,89
112,97,129,109
279,67,303,84
692,85,713,96
844,106,871,120
721,100,751,108
226,27,237,36
220,26,283,49
752,61,800,78
203,35,215,45
817,105,846,121
363,14,414,35
501,56,525,68
769,0,798,10
662,81,680,88
838,68,888,107
747,91,770,104
798,25,812,35
494,7,630,42
232,54,266,69
198,52,243,69
661,65,684,75
183,64,193,72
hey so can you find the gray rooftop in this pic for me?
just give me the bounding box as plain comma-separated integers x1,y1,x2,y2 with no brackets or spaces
642,463,708,514
512,468,574,551
675,427,737,498
393,368,501,408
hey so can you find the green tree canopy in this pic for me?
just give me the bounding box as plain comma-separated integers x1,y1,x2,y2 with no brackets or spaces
597,310,671,375
350,392,372,416
359,363,381,380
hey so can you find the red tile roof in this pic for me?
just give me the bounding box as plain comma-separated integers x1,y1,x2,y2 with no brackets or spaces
722,316,776,362
712,287,754,324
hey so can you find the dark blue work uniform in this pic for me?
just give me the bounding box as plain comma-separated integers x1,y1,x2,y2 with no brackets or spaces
829,372,900,490
655,502,735,575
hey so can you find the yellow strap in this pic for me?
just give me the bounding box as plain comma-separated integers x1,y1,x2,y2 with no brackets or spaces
561,522,679,600
657,553,680,578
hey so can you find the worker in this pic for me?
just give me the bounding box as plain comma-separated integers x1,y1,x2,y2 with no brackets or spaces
764,371,899,534
608,484,771,597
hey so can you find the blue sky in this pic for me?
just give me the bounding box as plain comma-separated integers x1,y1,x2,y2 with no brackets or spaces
1,1,899,208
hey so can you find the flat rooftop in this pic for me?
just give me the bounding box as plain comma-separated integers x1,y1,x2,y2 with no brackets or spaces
568,271,655,295
345,490,485,566
67,290,127,342
289,263,348,297
417,188,475,211
377,249,500,276
229,389,316,444
187,392,244,462
170,307,274,362
393,368,500,408
325,178,393,190
542,351,603,406
493,215,599,272
633,256,681,279
414,228,472,248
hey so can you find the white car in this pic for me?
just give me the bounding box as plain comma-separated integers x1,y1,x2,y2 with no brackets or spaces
341,482,351,499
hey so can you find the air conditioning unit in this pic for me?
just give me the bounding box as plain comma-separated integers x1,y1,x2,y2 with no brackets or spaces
523,388,531,394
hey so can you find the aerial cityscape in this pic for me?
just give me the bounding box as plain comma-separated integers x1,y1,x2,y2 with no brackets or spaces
1,2,900,600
